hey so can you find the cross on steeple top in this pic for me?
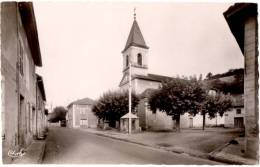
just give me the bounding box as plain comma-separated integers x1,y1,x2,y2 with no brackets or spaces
122,8,149,52
134,7,136,20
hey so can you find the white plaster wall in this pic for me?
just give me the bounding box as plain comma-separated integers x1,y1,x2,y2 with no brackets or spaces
180,113,203,128
181,113,225,128
192,114,203,127
205,113,224,126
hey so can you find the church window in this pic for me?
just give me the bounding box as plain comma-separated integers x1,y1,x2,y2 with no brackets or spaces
137,53,142,65
126,55,129,67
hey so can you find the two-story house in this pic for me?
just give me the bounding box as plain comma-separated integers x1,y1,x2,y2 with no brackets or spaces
224,3,258,159
1,2,47,163
67,97,97,128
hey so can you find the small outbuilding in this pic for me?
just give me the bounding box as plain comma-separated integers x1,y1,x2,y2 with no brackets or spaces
120,113,141,132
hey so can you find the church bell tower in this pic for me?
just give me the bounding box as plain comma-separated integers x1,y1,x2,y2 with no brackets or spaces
122,10,149,77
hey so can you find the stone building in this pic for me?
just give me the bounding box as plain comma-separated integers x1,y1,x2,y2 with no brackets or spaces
224,3,258,159
67,97,98,128
1,2,47,163
36,74,47,137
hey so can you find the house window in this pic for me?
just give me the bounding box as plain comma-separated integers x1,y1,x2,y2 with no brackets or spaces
80,108,86,115
28,103,31,132
137,53,142,65
25,54,30,89
31,106,35,132
126,55,129,67
26,102,30,134
236,109,241,114
19,39,24,76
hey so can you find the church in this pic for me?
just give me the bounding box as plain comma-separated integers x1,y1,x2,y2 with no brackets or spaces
119,13,174,131
118,12,231,131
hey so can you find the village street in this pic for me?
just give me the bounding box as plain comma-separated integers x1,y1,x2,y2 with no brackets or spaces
1,2,258,165
42,127,224,164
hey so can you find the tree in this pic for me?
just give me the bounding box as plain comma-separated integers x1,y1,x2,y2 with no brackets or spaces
148,77,206,132
206,72,213,79
199,74,203,81
92,90,139,128
201,93,233,130
148,76,234,132
48,106,67,123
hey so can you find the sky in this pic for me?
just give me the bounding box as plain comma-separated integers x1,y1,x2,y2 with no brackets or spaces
33,2,244,107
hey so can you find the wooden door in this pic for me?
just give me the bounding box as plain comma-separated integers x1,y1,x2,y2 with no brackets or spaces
189,118,193,128
234,117,244,128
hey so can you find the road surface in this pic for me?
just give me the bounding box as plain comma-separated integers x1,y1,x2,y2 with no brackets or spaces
43,127,223,164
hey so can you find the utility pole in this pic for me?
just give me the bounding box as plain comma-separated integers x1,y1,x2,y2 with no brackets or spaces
128,7,137,135
128,61,132,134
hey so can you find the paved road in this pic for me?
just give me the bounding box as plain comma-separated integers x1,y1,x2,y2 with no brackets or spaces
43,127,223,164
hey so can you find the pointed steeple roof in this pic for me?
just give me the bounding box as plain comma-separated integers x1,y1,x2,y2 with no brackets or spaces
122,19,149,52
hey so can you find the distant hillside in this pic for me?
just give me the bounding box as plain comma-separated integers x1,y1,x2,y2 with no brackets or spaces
205,68,244,94
208,68,244,80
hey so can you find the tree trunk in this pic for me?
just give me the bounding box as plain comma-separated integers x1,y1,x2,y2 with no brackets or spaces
98,119,101,128
202,111,205,131
176,114,181,132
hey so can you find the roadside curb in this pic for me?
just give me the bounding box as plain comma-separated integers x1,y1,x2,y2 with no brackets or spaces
209,151,257,165
12,140,46,164
87,131,216,163
208,141,258,165
94,133,155,148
